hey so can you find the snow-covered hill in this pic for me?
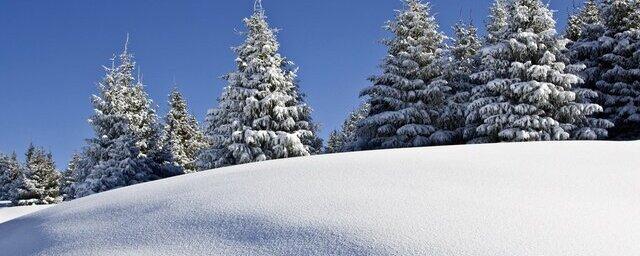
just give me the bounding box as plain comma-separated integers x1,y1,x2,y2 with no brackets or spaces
1,141,638,256
0,205,52,224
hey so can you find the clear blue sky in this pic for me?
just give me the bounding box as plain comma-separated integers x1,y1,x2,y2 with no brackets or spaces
0,0,574,166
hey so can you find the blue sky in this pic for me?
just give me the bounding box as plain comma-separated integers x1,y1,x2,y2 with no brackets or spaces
0,0,574,166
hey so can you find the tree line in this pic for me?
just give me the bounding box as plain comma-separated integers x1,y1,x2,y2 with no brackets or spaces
1,0,638,205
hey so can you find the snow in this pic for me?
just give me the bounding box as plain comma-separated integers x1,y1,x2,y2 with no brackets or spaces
1,141,639,255
0,205,52,224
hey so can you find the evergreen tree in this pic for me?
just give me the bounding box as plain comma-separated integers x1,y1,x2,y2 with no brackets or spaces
325,103,370,153
0,152,20,201
594,0,640,139
162,89,208,173
466,0,514,143
356,0,449,150
567,0,606,89
486,0,509,44
71,40,176,198
198,2,320,168
442,22,482,143
325,131,347,154
11,145,61,205
467,0,610,142
59,153,80,201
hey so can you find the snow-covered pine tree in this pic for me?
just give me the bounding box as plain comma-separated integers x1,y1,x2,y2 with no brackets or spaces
465,0,514,143
198,86,238,170
198,2,320,168
441,22,482,143
467,0,610,142
162,88,208,173
10,144,61,205
355,0,449,149
71,40,176,198
0,152,21,201
325,103,370,153
565,0,614,140
486,0,509,45
59,153,79,201
567,0,606,87
325,131,346,154
595,0,640,139
565,1,603,42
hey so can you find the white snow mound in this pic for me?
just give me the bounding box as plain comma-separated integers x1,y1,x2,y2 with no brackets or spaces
1,141,639,255
0,205,52,224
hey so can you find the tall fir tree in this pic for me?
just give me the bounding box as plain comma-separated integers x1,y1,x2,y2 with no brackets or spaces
325,103,370,153
442,22,482,143
486,0,510,44
567,0,606,88
162,88,208,173
10,145,61,205
565,0,614,141
198,1,320,169
355,0,449,150
465,0,513,143
467,0,610,143
594,0,640,139
565,1,603,42
0,152,20,201
71,40,176,199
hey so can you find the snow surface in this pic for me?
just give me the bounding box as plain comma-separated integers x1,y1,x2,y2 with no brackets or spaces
0,205,52,224
1,141,639,255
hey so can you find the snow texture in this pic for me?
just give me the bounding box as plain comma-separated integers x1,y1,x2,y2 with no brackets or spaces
0,205,52,224
1,141,638,255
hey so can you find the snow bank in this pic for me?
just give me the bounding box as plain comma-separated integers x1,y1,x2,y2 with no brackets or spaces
0,141,638,255
0,205,52,224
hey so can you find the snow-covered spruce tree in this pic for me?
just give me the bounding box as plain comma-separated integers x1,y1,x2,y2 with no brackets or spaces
59,153,79,201
355,0,449,149
325,103,370,153
566,0,606,88
71,42,176,198
467,0,610,142
465,0,514,143
198,3,320,169
594,0,640,139
565,0,614,140
10,145,61,205
325,131,347,154
486,0,510,45
162,89,208,173
440,22,482,143
565,1,604,42
0,152,21,201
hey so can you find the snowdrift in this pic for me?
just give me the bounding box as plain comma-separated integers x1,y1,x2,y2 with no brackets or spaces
1,141,638,255
0,205,52,224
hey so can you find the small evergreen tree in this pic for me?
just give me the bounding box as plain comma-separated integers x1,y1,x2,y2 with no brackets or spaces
11,145,61,205
72,40,176,198
59,153,80,201
486,0,509,44
325,103,370,153
0,152,21,201
198,3,320,168
356,0,449,149
467,0,610,142
162,89,208,173
565,1,602,42
594,0,640,139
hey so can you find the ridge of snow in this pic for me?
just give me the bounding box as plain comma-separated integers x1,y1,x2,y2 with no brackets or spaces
1,141,639,255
